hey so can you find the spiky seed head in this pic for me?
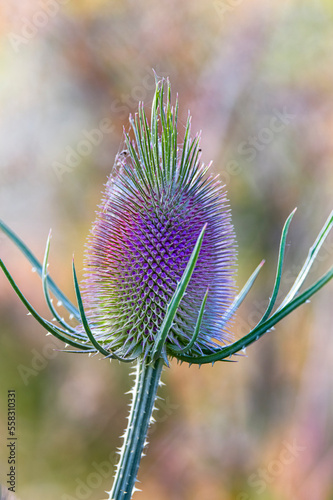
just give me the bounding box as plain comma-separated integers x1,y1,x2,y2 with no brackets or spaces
82,78,237,361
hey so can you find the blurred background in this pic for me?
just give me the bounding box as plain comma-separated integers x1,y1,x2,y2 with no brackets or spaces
0,0,333,499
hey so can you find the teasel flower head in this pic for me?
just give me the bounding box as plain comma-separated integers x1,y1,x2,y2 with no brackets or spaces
0,77,332,368
82,78,236,362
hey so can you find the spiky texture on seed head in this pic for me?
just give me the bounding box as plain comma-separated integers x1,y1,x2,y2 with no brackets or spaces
82,78,237,361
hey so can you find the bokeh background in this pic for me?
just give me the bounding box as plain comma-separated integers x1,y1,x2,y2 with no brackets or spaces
1,1,333,499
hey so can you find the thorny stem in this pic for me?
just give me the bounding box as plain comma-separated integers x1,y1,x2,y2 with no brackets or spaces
107,358,164,500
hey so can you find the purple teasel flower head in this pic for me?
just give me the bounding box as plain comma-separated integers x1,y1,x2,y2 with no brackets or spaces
82,78,237,362
1,76,332,368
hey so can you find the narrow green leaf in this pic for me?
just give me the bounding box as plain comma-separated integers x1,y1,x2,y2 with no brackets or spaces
150,82,162,190
257,208,296,325
182,136,201,187
278,210,333,310
138,105,156,190
220,259,265,328
0,219,80,320
179,113,192,180
0,259,91,351
42,231,84,338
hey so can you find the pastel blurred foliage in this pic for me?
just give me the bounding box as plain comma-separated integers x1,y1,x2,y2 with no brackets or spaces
0,0,333,499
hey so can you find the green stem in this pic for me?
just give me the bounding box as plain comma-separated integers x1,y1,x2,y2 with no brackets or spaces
107,358,164,500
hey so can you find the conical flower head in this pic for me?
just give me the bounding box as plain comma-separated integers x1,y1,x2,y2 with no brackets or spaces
83,79,237,361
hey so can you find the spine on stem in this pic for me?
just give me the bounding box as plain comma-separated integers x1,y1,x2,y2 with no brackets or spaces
107,358,164,500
